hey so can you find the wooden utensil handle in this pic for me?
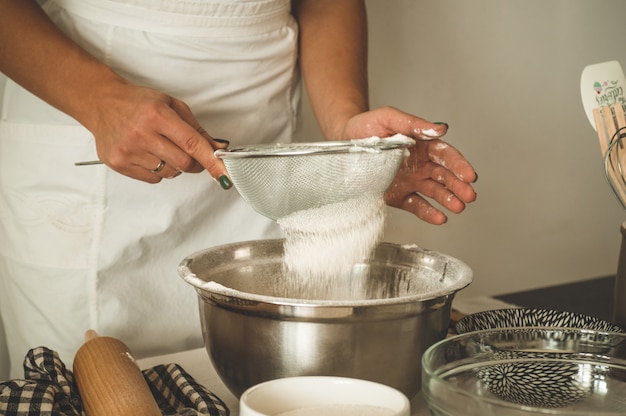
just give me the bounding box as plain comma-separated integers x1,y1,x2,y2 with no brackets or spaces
73,331,161,416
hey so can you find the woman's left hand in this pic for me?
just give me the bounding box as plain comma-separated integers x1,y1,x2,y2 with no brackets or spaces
340,106,477,225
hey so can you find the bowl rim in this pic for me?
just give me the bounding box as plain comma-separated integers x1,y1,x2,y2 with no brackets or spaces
240,376,411,415
421,327,626,415
214,134,415,159
178,240,474,307
455,307,625,334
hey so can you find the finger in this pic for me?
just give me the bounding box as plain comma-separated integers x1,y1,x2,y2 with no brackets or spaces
153,137,204,175
106,148,184,182
399,193,448,225
431,164,477,204
409,178,467,214
427,140,477,183
163,100,232,188
197,126,230,150
100,151,163,183
114,163,164,184
149,159,166,174
110,144,182,179
149,129,204,174
114,126,203,175
412,121,448,140
147,158,183,180
380,107,449,140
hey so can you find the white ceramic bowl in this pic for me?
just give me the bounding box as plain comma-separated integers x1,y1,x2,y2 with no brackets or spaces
239,376,410,416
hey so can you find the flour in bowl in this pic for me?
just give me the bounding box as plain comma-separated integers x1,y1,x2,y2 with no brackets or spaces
277,192,385,300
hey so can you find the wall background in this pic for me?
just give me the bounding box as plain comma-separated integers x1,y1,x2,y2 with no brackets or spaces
297,0,626,300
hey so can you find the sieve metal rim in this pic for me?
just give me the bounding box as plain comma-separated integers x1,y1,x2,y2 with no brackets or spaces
214,136,415,159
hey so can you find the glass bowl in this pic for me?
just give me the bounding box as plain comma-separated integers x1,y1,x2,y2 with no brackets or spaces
422,328,626,415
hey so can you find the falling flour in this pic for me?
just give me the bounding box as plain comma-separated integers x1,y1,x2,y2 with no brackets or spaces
277,192,386,300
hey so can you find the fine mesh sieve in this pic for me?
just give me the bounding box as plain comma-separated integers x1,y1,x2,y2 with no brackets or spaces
214,134,415,220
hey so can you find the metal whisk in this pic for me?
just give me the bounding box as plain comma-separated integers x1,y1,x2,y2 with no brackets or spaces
596,104,626,210
605,128,626,210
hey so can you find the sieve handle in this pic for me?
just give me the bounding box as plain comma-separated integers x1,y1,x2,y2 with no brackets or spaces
74,160,103,166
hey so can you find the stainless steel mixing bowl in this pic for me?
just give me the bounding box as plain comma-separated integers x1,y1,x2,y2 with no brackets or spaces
178,239,473,399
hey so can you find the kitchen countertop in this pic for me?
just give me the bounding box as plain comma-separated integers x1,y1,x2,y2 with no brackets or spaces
137,275,618,415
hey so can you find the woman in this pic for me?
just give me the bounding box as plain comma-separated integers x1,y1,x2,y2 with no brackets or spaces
0,0,477,379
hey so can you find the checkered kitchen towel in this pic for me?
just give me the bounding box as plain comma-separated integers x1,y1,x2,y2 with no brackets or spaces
0,347,229,416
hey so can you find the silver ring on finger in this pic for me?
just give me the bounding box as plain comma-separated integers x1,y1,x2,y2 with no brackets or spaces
151,160,166,173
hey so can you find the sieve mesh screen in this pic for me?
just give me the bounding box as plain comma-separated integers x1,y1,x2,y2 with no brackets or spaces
215,135,414,219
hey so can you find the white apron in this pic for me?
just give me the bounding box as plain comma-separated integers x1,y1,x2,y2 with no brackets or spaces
0,0,298,379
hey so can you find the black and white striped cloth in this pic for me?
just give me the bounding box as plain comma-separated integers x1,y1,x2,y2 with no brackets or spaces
0,347,229,416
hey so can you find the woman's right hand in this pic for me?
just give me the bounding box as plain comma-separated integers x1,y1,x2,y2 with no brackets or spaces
0,0,232,187
89,81,231,187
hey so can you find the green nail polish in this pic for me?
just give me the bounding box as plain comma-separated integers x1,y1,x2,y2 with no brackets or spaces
214,138,230,145
434,122,449,129
218,175,232,190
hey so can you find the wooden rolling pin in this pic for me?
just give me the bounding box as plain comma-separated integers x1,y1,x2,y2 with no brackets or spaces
73,330,162,416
